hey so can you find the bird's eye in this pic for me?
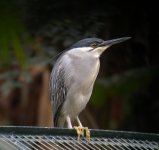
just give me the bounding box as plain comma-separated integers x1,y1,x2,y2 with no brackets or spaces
91,43,97,48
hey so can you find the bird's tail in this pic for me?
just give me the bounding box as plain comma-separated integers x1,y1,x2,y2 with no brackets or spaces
53,105,66,127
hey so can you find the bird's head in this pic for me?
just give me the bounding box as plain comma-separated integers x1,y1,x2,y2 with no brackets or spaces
70,37,131,57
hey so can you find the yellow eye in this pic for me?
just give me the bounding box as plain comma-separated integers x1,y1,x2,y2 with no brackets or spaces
91,43,97,48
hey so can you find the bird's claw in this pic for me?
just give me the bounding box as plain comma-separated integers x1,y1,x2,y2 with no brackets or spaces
74,126,90,141
85,127,90,141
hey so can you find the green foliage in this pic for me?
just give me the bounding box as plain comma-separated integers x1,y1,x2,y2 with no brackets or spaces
0,0,27,69
91,67,159,107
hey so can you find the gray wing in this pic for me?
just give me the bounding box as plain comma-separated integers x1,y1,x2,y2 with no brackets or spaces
49,61,67,126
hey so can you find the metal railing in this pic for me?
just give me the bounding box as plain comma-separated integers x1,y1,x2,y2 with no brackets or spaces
0,126,158,150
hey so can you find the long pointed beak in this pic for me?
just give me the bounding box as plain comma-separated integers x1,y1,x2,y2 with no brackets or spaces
99,37,131,47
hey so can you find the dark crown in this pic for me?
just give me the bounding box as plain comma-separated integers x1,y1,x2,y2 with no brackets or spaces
70,38,103,48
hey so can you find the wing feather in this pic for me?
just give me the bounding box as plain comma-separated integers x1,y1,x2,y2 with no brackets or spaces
49,60,67,126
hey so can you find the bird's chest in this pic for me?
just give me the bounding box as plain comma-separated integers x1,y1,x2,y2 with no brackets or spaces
63,55,100,118
65,53,100,91
78,58,100,94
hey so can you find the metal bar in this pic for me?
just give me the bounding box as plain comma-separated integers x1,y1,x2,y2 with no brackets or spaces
21,135,46,150
0,126,158,141
0,126,159,150
88,139,104,150
69,136,91,150
0,135,20,150
10,135,30,150
62,136,85,150
109,138,125,150
17,135,39,150
80,139,98,150
92,138,112,149
145,140,159,149
33,135,53,150
99,138,114,149
15,136,38,150
45,136,65,150
119,138,133,150
52,136,72,150
58,136,80,150
42,135,60,150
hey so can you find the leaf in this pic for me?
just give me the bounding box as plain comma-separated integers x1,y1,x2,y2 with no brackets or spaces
91,67,159,107
0,0,28,69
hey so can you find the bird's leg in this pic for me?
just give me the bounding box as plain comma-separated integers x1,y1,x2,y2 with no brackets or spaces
74,117,90,141
66,116,72,128
76,116,82,127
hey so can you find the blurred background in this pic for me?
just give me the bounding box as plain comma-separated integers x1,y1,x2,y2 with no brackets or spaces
0,0,159,134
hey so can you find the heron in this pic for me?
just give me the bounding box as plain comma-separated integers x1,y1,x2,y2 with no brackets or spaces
49,37,131,140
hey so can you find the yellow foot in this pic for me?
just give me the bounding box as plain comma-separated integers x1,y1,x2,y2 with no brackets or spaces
74,126,90,141
85,127,90,141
